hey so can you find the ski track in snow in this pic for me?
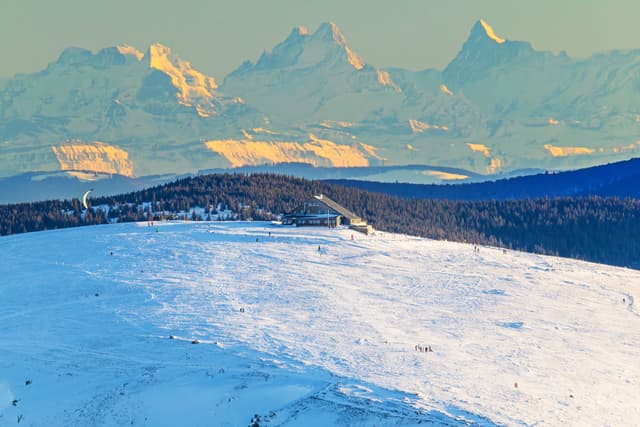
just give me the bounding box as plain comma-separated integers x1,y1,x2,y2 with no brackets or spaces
0,221,639,426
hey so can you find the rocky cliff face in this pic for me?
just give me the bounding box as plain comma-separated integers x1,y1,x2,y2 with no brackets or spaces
51,141,134,176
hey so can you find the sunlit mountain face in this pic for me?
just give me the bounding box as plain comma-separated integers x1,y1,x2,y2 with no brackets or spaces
2,20,640,181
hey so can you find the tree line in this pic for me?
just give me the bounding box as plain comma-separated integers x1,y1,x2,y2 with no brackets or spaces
1,173,639,268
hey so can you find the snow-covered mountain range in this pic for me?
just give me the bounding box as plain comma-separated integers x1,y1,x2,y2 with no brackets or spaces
1,222,639,425
2,20,640,180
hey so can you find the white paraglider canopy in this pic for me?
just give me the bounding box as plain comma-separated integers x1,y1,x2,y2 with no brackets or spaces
82,189,94,210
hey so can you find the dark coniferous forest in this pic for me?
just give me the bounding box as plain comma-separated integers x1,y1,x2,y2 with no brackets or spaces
1,173,639,268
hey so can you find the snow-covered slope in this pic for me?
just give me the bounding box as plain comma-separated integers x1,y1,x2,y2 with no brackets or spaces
1,222,638,426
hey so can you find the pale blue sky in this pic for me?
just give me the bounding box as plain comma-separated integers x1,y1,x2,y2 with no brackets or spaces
1,0,638,79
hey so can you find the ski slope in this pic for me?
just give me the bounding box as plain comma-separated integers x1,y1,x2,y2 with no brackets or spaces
0,222,639,426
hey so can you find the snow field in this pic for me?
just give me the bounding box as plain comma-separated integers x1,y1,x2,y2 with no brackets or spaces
0,221,638,426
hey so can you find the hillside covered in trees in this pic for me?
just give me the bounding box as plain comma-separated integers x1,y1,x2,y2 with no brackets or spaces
1,173,639,269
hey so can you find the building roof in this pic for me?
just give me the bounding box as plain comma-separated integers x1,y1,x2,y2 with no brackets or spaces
313,194,360,221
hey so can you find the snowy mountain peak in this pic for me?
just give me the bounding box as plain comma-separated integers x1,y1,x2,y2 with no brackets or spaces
281,26,309,44
54,45,144,68
478,19,505,44
228,21,366,75
117,44,144,61
147,43,218,108
313,22,347,45
310,22,364,70
444,19,535,85
463,19,510,47
147,43,171,60
56,47,94,65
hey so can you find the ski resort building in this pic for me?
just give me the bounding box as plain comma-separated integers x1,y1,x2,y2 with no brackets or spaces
282,194,373,234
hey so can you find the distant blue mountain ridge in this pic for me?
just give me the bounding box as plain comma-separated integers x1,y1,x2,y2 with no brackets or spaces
325,158,640,200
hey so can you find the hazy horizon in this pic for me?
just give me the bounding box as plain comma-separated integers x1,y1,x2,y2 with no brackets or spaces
2,0,639,79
